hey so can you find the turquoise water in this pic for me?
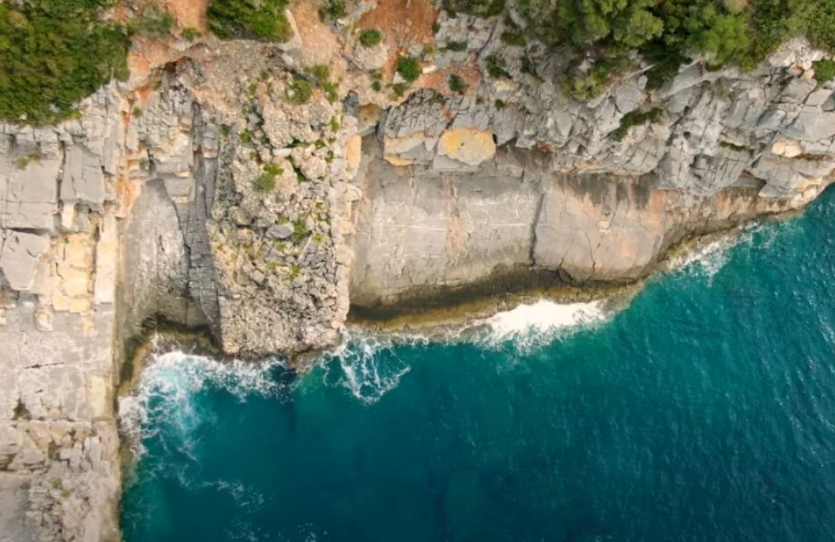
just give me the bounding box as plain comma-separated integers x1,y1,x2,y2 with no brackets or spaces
122,188,835,542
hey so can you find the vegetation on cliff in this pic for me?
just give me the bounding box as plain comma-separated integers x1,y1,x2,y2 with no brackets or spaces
207,0,293,42
449,0,835,99
0,0,129,124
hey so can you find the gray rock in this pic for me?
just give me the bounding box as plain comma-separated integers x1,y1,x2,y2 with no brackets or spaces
0,231,49,291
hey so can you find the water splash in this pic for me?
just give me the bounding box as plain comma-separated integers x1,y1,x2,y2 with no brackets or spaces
321,331,414,405
666,236,738,279
119,351,285,459
475,299,608,351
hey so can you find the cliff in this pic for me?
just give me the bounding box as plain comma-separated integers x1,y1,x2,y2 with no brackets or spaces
1,0,835,539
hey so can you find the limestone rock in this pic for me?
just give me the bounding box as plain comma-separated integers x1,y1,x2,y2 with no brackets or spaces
0,231,49,291
436,128,497,168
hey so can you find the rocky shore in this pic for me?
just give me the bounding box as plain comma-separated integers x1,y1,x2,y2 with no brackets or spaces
2,1,835,539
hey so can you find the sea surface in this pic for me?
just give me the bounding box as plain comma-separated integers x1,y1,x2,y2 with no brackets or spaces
121,188,835,542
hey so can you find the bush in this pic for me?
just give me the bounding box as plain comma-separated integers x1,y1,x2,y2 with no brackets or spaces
485,54,511,79
181,27,202,41
808,1,835,53
396,56,422,83
208,0,293,42
445,40,468,52
285,76,313,105
612,108,663,141
501,29,526,46
0,0,130,124
444,0,505,18
359,28,383,47
319,0,346,21
129,6,174,38
448,74,467,94
306,65,339,102
815,59,835,84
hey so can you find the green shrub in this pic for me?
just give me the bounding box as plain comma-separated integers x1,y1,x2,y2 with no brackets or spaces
396,56,422,83
0,0,130,124
521,56,538,78
208,0,293,42
319,0,347,21
448,74,467,94
445,40,468,52
612,108,663,141
359,28,383,47
372,80,383,92
501,30,525,46
181,27,202,41
719,140,750,152
485,54,511,79
285,76,313,105
815,58,835,83
444,0,505,17
392,83,409,97
305,65,339,102
129,6,174,38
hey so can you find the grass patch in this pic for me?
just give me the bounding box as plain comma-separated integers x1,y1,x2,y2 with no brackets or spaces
254,173,276,192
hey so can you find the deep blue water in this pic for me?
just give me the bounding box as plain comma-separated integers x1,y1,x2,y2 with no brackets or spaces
122,188,835,542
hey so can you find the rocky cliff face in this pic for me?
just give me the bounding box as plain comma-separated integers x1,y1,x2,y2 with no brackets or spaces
0,89,124,542
348,18,835,312
1,1,835,539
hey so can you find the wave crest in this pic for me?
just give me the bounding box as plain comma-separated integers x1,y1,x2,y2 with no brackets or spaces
322,332,414,405
119,351,285,459
475,299,607,350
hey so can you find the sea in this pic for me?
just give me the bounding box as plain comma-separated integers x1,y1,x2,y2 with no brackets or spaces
120,187,835,542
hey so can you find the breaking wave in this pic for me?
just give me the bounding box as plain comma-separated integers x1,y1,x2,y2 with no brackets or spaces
320,332,418,405
119,351,286,459
474,299,609,351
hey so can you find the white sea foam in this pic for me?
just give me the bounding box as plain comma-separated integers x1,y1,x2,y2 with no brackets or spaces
666,236,738,279
476,299,608,350
322,331,413,405
119,350,284,459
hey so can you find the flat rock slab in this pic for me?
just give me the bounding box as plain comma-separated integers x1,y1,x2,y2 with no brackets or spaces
0,473,31,542
0,230,49,291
